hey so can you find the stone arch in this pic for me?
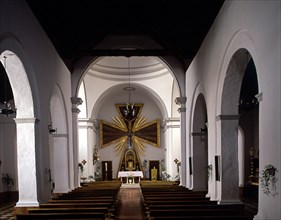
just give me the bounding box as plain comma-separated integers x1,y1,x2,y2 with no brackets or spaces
191,93,208,191
217,48,249,204
217,48,259,206
92,82,168,120
49,84,70,193
215,29,261,206
0,49,37,206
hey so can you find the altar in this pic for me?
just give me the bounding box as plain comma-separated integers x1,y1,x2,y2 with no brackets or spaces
118,171,143,184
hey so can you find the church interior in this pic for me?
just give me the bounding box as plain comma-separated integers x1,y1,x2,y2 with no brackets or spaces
0,0,280,219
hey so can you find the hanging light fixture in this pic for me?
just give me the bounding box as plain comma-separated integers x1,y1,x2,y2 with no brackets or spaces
0,56,16,117
123,57,136,121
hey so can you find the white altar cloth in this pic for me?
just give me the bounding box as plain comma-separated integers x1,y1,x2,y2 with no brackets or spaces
118,171,143,184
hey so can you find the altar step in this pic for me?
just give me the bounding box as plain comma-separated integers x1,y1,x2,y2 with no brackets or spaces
121,183,141,189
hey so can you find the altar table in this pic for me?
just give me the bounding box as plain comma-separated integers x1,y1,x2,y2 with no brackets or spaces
118,171,143,184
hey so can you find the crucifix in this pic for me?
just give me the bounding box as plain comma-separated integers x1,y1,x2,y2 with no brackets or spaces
100,103,160,176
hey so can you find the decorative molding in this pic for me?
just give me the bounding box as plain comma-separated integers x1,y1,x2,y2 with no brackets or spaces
174,97,187,105
191,132,207,136
162,118,180,131
255,92,263,102
52,134,69,138
216,115,239,121
78,118,95,129
71,97,83,105
78,125,94,129
177,107,186,113
72,107,81,114
14,117,39,124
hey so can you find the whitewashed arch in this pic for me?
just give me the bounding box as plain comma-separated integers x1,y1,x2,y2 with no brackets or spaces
191,93,208,192
49,84,70,193
0,48,37,206
216,29,261,205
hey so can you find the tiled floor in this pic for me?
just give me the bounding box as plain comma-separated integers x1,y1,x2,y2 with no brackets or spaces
0,202,15,220
115,187,146,220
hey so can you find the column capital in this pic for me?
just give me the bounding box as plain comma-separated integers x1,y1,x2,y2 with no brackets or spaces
14,117,39,124
162,117,180,131
71,97,83,106
177,107,186,113
255,92,263,102
175,97,187,105
72,107,81,114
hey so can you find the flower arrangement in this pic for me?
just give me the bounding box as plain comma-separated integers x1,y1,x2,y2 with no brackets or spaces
260,164,278,196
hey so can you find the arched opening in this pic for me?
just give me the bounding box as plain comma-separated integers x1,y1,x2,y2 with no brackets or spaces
49,85,70,193
219,48,259,209
191,94,208,191
0,50,38,207
0,56,17,203
75,55,182,184
238,57,259,212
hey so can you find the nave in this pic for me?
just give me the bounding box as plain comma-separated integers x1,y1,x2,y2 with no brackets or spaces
1,180,258,220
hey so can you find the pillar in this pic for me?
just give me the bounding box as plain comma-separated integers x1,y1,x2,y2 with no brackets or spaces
175,97,187,187
52,134,70,193
216,114,241,204
71,97,83,188
14,118,39,207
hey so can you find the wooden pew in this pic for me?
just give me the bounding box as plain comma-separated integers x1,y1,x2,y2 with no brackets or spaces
16,181,122,220
140,182,254,220
16,212,106,220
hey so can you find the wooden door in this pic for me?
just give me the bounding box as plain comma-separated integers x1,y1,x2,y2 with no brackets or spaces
149,160,160,180
102,161,112,181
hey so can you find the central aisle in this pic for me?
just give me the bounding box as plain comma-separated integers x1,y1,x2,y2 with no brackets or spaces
115,185,146,220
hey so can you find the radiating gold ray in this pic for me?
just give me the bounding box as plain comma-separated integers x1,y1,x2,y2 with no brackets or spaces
134,119,159,132
133,136,146,156
112,116,127,131
132,116,147,132
114,137,127,155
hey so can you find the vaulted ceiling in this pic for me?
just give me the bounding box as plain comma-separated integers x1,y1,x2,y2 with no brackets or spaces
1,0,225,103
25,0,225,71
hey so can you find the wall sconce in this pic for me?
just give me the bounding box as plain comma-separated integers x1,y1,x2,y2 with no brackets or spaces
48,122,57,134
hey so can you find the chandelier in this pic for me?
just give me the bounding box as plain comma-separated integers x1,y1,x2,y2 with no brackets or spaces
123,57,136,121
0,56,16,117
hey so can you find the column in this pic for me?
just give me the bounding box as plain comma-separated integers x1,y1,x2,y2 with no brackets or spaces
216,114,241,204
163,118,180,180
175,97,187,187
71,97,83,188
78,118,95,178
14,118,39,207
52,134,70,193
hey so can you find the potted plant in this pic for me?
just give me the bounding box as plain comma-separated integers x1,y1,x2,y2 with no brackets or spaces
260,164,278,196
2,173,14,192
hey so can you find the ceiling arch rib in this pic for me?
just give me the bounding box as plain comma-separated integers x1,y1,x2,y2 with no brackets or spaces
87,57,170,81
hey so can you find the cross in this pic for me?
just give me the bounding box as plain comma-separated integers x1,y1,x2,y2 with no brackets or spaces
100,103,160,174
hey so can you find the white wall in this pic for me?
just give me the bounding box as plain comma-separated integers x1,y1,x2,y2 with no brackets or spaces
186,1,280,219
95,85,165,179
0,0,73,203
